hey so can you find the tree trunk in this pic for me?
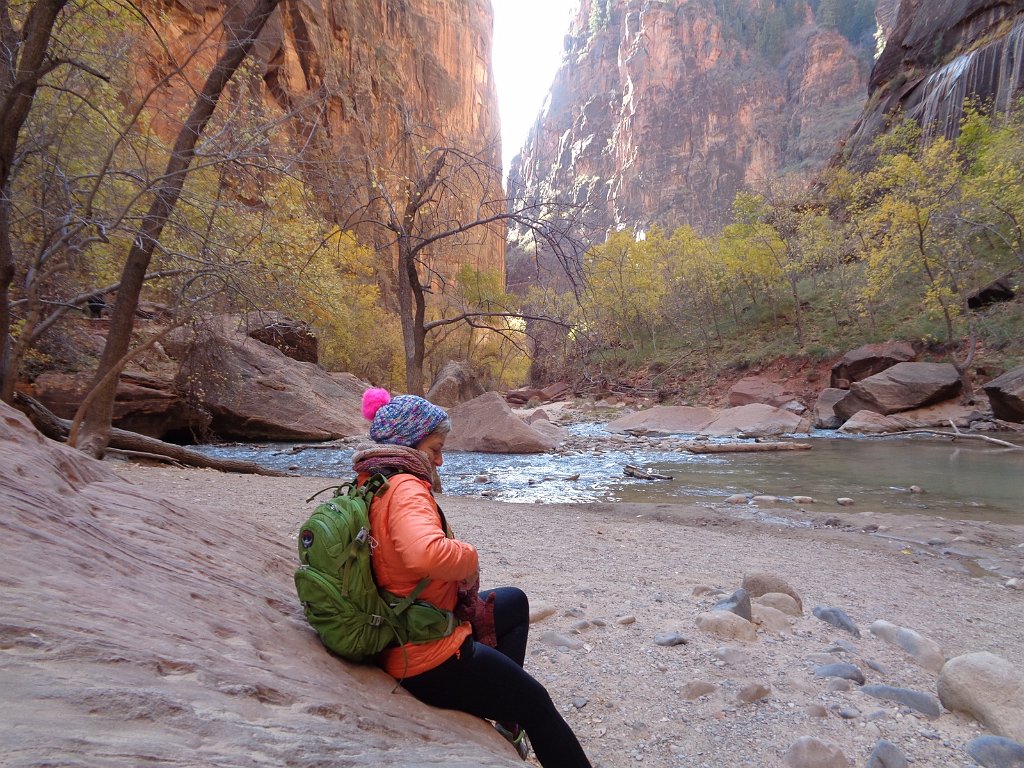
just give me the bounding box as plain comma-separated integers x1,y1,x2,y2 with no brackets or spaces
0,0,70,404
74,0,281,457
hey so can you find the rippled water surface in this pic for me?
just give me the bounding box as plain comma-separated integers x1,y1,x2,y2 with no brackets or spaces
191,424,1023,524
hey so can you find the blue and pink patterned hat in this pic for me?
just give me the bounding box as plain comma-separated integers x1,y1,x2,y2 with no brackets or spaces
362,388,450,447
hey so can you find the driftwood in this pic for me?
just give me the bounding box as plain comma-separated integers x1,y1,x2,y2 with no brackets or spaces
14,392,289,476
679,441,812,454
624,464,673,480
875,420,1023,451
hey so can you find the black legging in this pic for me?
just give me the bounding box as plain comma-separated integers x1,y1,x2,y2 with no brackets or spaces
400,587,592,768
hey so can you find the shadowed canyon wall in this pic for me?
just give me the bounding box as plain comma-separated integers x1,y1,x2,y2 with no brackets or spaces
505,0,869,286
137,0,504,284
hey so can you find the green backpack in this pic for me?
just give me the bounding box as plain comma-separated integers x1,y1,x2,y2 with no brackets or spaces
294,473,456,664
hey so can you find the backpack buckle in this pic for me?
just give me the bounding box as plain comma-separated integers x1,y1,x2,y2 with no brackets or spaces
368,614,384,627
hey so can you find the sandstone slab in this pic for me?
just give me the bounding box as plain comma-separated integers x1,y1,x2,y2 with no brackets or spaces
425,360,486,408
700,403,806,437
830,341,916,388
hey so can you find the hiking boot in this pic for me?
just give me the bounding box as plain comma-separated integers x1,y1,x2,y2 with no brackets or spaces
494,722,530,760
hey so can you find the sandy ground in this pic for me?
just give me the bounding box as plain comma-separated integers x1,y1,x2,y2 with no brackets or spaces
112,461,1024,768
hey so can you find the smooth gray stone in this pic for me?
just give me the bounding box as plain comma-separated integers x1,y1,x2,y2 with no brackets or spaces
966,735,1024,768
861,684,941,719
815,662,866,685
712,588,753,622
812,605,861,637
654,631,689,647
867,739,909,768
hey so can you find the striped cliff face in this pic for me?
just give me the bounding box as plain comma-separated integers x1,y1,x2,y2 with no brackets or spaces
846,0,1024,162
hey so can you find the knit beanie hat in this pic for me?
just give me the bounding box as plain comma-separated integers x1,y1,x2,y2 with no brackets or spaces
361,388,451,447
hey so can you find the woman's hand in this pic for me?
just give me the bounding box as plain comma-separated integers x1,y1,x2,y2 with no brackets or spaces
457,570,480,596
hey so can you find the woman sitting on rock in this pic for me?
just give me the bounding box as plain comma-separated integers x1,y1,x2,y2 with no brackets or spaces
355,388,592,768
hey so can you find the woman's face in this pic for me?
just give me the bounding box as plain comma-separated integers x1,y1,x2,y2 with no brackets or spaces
415,430,446,467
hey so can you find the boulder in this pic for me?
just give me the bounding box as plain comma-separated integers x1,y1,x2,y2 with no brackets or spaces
700,403,807,437
244,314,318,364
834,362,962,420
31,370,190,440
938,652,1024,741
812,388,848,429
446,392,561,453
983,366,1024,423
830,341,916,388
425,360,485,408
741,573,803,611
727,376,793,408
606,406,716,436
175,327,367,441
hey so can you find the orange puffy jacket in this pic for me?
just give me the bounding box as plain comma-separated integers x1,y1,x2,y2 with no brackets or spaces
364,473,478,678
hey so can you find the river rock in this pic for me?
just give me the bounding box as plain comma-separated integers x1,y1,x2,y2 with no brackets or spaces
815,663,866,685
813,388,848,429
861,684,941,719
984,365,1024,423
654,631,689,647
866,739,909,768
605,405,716,435
700,403,807,437
869,620,945,672
831,341,917,388
752,604,793,634
938,652,1024,740
754,592,802,616
446,392,562,453
742,573,803,611
736,682,771,704
834,362,962,420
425,360,485,407
784,736,851,768
695,611,757,642
966,735,1024,768
728,376,793,407
711,588,752,621
813,606,860,637
838,410,909,433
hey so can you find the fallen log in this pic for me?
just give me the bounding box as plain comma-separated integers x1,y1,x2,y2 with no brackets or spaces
679,441,812,454
624,464,673,480
874,420,1023,451
14,392,289,476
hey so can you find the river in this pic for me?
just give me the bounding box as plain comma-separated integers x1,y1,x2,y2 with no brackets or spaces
191,424,1023,525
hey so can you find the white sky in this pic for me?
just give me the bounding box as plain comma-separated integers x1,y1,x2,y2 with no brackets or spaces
491,0,580,173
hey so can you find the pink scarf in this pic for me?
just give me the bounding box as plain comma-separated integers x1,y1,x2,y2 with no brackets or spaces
351,443,442,493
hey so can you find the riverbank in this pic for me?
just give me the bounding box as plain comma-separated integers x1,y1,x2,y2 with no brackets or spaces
115,462,1024,768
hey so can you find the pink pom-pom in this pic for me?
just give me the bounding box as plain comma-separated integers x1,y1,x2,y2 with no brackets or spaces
362,387,391,420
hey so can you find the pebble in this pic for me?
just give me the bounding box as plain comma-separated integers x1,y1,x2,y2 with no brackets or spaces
791,495,815,504
616,615,637,625
815,662,866,685
860,684,941,719
812,606,861,637
836,497,855,506
736,682,771,704
654,631,689,647
909,485,925,494
725,494,749,504
680,680,718,700
837,706,861,719
752,495,779,504
572,697,589,709
866,739,909,768
805,703,828,718
538,631,585,651
869,620,945,672
784,736,849,768
966,735,1024,768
